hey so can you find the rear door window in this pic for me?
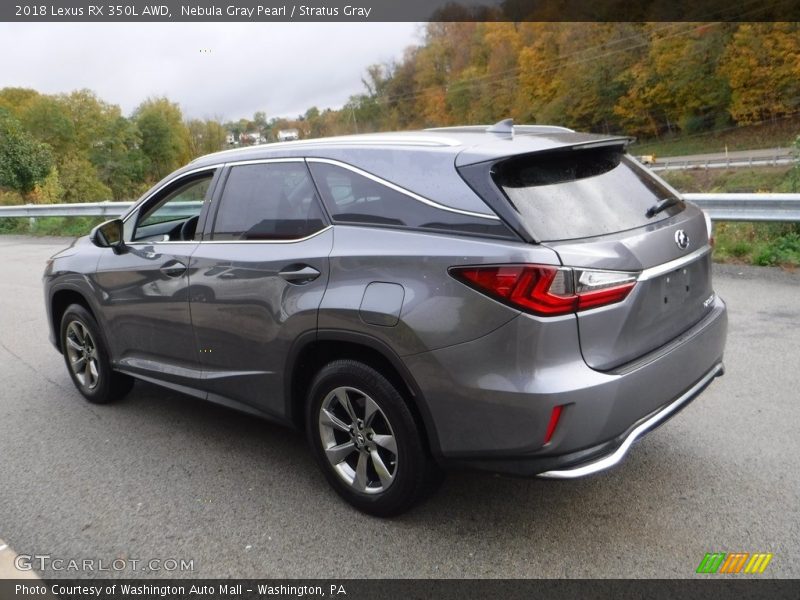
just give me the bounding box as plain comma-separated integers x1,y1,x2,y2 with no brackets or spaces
492,148,684,241
308,161,514,239
212,162,327,241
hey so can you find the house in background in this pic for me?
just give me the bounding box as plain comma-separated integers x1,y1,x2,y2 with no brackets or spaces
277,128,300,142
226,131,267,146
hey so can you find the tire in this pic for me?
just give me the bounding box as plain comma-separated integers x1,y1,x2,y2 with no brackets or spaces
60,304,134,404
306,360,441,517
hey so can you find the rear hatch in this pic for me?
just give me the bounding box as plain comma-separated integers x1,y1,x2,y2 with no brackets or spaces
488,146,714,371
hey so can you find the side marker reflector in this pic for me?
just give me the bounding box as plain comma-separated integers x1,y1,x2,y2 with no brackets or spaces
544,405,563,445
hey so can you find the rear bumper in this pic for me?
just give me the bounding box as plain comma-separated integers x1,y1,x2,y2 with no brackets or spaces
403,295,727,473
537,361,723,478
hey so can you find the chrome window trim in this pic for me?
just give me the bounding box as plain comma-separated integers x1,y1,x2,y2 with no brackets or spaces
121,165,220,224
306,157,501,221
126,241,197,246
637,245,711,281
126,225,333,246
224,157,305,167
123,154,501,245
125,158,324,244
200,225,332,244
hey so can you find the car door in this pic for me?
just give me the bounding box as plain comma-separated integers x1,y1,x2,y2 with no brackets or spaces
92,168,219,386
189,159,332,417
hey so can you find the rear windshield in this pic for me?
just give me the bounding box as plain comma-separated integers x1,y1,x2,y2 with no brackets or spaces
492,148,684,241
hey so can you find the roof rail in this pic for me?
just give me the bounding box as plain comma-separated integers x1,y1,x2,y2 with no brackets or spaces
424,122,575,136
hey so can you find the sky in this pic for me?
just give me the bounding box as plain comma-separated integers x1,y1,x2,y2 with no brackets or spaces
0,23,421,121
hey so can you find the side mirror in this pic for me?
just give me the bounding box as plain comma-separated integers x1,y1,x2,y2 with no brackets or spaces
91,219,126,253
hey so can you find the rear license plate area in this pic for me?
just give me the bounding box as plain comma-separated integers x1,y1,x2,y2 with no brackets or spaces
661,266,693,308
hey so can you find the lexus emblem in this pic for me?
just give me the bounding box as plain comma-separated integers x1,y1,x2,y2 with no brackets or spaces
674,229,690,250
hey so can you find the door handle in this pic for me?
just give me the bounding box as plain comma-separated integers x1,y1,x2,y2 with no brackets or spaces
279,265,321,284
160,260,187,278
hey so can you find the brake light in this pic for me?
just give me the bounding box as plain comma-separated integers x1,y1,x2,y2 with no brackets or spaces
450,264,637,317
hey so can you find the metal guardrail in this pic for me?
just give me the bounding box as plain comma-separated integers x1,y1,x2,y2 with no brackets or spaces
0,201,201,218
0,201,133,217
683,193,800,222
0,196,798,222
651,157,796,171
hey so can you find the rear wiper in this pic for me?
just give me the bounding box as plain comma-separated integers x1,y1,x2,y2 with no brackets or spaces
646,197,681,218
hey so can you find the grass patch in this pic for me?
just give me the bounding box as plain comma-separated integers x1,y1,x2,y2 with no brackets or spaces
631,115,800,157
0,216,105,237
660,166,796,193
712,222,800,268
754,232,800,267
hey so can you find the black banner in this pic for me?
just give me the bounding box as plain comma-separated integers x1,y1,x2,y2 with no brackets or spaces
2,0,800,22
1,580,800,600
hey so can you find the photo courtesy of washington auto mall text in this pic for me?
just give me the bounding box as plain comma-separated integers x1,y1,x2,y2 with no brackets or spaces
14,583,349,597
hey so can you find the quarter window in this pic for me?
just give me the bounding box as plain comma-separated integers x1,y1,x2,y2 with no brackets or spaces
212,162,326,241
308,162,514,239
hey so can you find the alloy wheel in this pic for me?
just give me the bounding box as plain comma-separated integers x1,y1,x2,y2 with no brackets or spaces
64,320,100,390
318,386,398,494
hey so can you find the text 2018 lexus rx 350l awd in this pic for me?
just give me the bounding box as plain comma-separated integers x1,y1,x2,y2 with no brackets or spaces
44,122,727,516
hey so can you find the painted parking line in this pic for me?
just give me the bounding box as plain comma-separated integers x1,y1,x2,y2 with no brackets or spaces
0,538,40,580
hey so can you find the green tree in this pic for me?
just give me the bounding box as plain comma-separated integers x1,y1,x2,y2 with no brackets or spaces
19,95,75,156
59,155,112,203
60,89,120,153
0,109,53,194
30,167,64,204
0,87,40,119
187,118,227,157
133,97,190,180
252,111,268,139
91,116,147,200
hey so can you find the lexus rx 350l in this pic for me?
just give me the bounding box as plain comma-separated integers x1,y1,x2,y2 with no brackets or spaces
44,122,727,515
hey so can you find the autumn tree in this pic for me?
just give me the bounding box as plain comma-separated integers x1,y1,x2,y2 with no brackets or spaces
719,23,800,124
187,118,227,158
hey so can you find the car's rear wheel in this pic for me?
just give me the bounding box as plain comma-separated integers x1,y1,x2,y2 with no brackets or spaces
306,360,440,516
60,304,133,404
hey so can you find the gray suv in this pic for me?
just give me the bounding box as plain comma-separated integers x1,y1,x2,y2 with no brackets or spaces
44,122,727,516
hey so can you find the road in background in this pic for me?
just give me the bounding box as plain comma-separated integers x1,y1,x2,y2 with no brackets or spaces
0,236,798,578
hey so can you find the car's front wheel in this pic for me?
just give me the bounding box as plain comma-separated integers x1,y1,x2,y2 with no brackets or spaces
306,360,440,516
60,304,133,404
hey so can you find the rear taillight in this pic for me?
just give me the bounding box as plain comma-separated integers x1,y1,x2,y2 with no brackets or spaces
450,264,637,317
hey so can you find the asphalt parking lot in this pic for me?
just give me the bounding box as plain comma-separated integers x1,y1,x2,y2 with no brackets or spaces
0,235,798,578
